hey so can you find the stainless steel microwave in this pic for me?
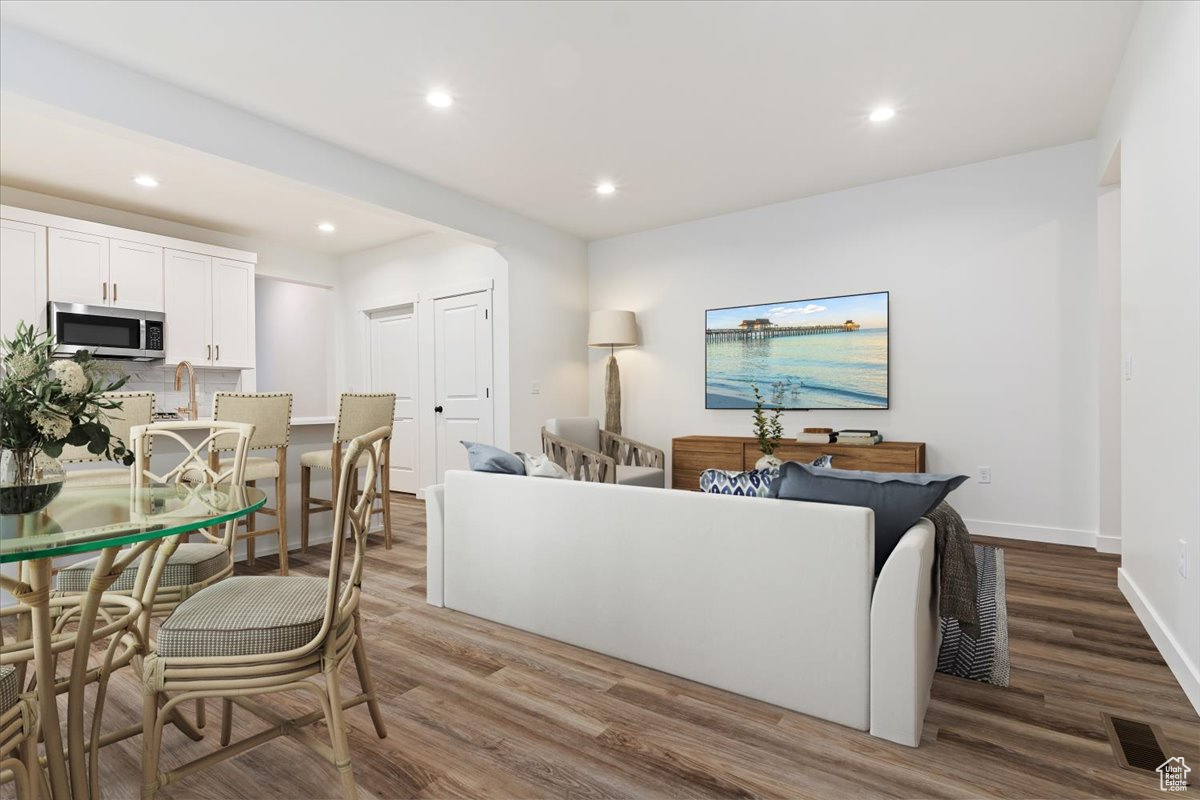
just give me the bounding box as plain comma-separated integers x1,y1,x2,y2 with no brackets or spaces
48,302,166,361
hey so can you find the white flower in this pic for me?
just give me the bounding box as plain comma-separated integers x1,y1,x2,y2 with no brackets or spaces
50,360,88,395
32,409,72,441
6,352,37,382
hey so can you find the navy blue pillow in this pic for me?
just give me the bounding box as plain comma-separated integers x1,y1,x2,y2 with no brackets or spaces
461,441,525,475
769,462,967,573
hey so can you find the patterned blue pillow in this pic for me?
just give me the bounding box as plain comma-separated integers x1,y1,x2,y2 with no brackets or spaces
699,468,779,497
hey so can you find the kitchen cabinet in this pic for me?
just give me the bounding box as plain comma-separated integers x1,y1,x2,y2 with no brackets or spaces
48,228,108,306
164,249,254,368
0,219,47,338
211,258,254,368
48,229,164,312
109,239,164,312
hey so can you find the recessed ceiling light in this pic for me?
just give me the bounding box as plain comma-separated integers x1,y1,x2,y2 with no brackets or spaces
868,107,896,123
426,90,454,108
595,181,616,196
133,174,159,188
317,222,336,233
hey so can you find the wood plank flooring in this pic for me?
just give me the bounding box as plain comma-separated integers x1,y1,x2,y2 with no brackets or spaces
19,496,1200,799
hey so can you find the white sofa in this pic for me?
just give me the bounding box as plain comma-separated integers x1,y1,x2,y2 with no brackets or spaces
425,470,939,746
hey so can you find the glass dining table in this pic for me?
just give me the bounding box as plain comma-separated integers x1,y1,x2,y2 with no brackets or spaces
0,482,266,800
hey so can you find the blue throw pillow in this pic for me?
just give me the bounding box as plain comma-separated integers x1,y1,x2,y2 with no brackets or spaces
699,468,778,497
769,462,968,573
461,441,525,475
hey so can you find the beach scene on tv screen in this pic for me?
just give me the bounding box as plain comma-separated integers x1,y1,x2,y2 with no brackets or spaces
705,291,889,409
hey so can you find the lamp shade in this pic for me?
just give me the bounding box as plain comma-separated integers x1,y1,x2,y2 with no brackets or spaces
588,310,638,347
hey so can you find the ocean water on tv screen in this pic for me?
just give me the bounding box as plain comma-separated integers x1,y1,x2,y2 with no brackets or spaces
706,328,888,409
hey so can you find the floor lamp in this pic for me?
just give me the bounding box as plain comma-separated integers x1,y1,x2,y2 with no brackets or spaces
588,310,638,435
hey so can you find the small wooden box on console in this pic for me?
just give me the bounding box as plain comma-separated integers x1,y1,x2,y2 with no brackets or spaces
671,436,926,492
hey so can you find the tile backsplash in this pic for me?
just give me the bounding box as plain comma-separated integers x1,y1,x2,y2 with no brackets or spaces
100,362,245,417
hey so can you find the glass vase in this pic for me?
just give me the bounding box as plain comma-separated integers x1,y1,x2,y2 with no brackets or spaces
0,447,66,515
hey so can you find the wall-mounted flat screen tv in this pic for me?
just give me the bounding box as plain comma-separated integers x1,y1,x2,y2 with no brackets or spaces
705,291,889,410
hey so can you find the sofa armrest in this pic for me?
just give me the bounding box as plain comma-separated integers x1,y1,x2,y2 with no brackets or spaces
869,517,938,746
541,428,616,482
425,483,446,606
600,430,666,469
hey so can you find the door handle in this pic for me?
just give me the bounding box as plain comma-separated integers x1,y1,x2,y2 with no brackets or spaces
434,405,444,414
215,344,220,361
113,283,118,303
207,344,212,361
102,282,107,301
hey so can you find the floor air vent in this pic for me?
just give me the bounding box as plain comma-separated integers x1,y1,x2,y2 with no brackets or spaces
1101,712,1171,773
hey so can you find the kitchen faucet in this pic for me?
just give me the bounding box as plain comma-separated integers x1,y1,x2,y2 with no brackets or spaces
174,360,198,420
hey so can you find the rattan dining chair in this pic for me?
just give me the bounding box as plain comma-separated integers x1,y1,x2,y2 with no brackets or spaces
61,391,155,487
55,421,255,617
300,393,394,551
208,392,293,575
139,426,391,800
0,664,38,800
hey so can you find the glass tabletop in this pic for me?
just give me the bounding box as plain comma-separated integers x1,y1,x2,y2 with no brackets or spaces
0,483,267,563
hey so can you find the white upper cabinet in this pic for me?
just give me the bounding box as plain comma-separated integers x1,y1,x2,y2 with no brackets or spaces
0,219,48,338
48,228,108,306
164,249,213,366
163,250,254,368
48,229,164,312
109,239,164,312
211,258,254,368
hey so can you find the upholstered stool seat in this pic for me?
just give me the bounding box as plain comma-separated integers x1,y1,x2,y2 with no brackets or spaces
63,467,132,487
0,664,17,714
157,575,329,658
299,449,371,471
55,543,230,594
184,456,279,482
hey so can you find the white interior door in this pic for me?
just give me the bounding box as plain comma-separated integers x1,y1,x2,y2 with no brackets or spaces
369,305,419,493
434,291,493,481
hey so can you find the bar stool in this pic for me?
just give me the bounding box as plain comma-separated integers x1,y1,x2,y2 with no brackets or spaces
208,392,293,575
61,391,154,486
300,393,394,552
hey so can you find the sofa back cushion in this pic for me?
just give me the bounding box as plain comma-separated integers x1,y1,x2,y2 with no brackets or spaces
769,462,967,573
545,417,601,451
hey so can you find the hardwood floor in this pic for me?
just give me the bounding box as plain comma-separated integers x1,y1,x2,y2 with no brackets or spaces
27,496,1200,799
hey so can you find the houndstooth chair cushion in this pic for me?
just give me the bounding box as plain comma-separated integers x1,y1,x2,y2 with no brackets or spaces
0,664,18,713
56,543,229,593
157,576,328,658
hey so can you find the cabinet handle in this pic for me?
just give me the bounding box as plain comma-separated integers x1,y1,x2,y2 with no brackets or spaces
113,283,118,303
207,344,212,361
215,344,220,361
102,282,107,301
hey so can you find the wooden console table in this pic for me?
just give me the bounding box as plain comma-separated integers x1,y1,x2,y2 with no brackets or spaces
672,435,926,491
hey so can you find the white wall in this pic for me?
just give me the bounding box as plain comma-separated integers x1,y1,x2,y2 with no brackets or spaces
255,277,335,416
589,141,1099,546
1096,0,1200,712
1096,185,1121,555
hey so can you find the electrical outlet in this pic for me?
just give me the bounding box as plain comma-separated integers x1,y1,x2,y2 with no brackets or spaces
530,381,541,395
978,466,992,484
1180,540,1189,579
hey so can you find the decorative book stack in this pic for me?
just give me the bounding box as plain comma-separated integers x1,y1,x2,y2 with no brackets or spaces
795,427,834,444
836,429,883,446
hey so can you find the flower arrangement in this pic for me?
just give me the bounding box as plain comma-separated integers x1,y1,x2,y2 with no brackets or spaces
750,383,785,459
1,322,133,507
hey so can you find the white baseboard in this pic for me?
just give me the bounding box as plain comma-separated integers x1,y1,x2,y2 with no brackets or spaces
1095,534,1122,555
1118,568,1200,715
962,518,1098,549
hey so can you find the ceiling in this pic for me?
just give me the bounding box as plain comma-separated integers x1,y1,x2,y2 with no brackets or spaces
0,1,1140,241
0,99,435,256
